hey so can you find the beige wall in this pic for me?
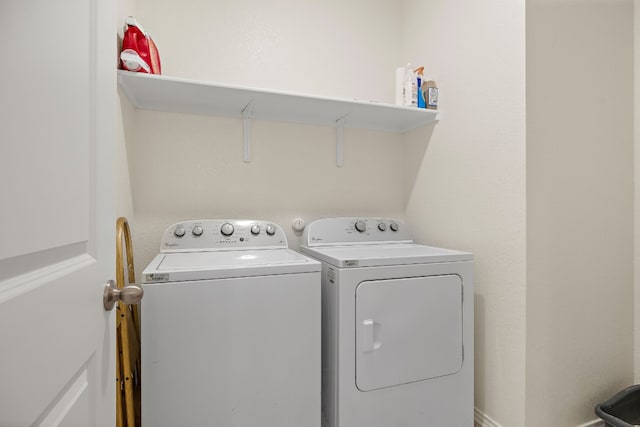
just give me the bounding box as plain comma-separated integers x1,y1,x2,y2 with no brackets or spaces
133,0,402,103
526,0,634,425
115,95,135,221
128,110,406,274
402,1,527,426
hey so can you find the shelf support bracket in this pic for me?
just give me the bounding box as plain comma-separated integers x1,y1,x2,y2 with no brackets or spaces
336,115,348,167
242,101,254,162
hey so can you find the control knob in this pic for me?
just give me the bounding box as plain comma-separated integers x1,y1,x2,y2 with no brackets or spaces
390,222,399,232
192,225,203,236
174,226,186,238
266,225,276,236
251,225,261,235
220,223,234,236
378,223,387,231
355,220,366,233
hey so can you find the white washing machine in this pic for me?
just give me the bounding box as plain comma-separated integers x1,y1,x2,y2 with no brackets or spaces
299,218,474,427
141,219,321,427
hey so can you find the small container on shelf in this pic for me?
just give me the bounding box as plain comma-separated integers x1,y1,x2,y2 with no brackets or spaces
423,79,438,110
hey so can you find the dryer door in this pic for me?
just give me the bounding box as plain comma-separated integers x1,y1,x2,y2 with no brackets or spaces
355,275,463,391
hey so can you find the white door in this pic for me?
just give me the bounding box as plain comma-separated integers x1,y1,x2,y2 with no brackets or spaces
0,1,116,426
355,275,463,391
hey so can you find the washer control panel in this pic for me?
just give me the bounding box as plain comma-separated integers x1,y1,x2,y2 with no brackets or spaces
160,219,287,253
303,217,412,246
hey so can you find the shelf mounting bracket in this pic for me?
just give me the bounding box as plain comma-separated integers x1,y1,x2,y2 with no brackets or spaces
336,115,348,167
242,101,254,162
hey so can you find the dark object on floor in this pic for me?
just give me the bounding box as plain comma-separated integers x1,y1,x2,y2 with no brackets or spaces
595,384,640,427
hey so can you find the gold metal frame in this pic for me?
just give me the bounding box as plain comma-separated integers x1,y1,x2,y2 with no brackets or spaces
115,217,141,427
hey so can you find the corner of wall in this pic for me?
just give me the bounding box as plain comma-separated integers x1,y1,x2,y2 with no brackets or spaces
634,0,640,384
401,1,527,426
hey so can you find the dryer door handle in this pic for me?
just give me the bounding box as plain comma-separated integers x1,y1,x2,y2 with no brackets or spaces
362,319,382,353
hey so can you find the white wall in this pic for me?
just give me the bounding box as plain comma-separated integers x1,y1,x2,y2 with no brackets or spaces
402,1,527,426
526,0,634,425
134,0,402,103
115,95,135,221
129,110,406,272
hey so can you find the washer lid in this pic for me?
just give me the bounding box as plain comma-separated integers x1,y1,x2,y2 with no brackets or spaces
142,249,320,283
299,243,473,268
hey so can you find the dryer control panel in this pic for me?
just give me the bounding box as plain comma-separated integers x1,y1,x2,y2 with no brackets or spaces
160,219,287,253
303,217,413,247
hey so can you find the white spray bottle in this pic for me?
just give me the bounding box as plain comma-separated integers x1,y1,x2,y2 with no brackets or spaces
403,63,417,107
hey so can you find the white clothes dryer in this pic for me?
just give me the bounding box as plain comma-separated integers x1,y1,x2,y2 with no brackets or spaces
141,219,321,427
300,217,474,427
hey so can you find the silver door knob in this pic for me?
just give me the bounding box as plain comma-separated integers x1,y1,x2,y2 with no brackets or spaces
103,279,143,311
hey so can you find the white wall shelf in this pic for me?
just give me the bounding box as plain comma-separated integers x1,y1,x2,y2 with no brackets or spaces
117,70,439,165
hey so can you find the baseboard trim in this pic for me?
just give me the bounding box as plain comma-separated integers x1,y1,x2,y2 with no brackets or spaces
474,407,502,427
474,408,604,427
576,419,605,427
